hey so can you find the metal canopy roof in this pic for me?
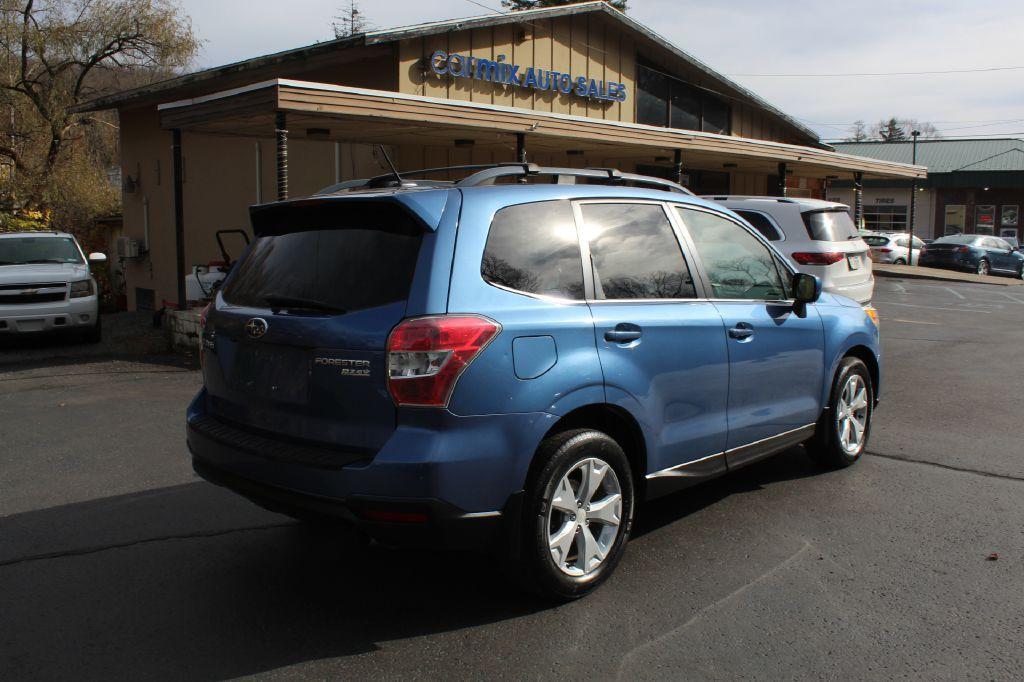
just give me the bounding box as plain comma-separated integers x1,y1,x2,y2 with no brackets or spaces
157,79,926,181
833,139,1024,174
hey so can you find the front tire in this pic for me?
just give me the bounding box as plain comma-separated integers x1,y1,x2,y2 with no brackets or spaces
520,429,635,601
807,357,874,469
894,258,906,265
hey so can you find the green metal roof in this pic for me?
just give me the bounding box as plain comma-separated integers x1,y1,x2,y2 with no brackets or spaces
832,139,1024,174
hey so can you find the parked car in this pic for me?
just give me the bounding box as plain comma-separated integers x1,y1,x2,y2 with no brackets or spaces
702,196,874,304
188,165,881,600
0,231,106,341
918,234,1024,277
862,232,927,265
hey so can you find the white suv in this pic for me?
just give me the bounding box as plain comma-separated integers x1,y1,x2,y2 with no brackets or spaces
0,231,106,341
702,196,874,305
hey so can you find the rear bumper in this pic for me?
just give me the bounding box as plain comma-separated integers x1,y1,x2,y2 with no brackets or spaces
827,278,874,305
0,295,98,334
186,389,555,550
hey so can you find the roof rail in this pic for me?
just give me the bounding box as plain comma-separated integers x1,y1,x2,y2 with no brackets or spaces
314,163,693,196
457,165,693,194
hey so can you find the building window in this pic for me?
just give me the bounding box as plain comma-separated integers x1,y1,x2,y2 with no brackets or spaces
976,205,996,235
863,204,908,232
944,205,965,235
636,63,731,135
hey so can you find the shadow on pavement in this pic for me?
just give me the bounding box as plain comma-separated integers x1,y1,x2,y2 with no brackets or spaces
0,447,825,680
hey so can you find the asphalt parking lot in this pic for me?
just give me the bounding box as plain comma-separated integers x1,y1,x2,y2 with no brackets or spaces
2,277,1023,680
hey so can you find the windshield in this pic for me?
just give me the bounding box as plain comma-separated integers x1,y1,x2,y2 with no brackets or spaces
0,236,83,265
933,234,978,245
222,203,423,313
802,209,860,242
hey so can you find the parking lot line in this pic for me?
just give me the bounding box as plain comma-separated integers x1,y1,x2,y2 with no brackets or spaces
889,318,941,325
999,291,1024,304
878,301,992,313
944,286,966,300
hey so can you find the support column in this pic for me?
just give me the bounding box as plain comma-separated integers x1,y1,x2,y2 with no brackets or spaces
171,128,186,309
275,111,288,201
853,171,864,230
516,132,526,184
776,162,788,197
673,149,683,186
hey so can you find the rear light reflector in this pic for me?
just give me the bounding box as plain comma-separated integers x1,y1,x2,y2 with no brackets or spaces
791,251,845,265
387,315,500,407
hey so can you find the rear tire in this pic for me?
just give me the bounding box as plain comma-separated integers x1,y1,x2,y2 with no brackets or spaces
518,429,635,601
807,357,874,469
977,259,990,276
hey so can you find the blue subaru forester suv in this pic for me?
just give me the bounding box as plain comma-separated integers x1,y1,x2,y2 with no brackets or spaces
188,164,880,600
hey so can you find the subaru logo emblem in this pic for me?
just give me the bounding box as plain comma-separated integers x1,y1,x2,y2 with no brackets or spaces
245,317,268,339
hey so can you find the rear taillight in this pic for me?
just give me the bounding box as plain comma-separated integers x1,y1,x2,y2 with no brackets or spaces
792,252,845,265
386,315,500,407
875,248,892,253
956,246,971,253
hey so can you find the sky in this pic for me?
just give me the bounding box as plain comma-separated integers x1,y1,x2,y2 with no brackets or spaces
178,0,1024,141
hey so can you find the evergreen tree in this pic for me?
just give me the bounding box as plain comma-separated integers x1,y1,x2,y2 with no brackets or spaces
876,118,908,142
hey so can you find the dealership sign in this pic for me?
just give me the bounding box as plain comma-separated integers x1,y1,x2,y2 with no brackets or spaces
429,50,627,103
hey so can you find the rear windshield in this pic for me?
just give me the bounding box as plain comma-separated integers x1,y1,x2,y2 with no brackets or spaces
222,202,423,312
863,235,890,246
0,236,83,265
933,234,978,245
802,209,859,242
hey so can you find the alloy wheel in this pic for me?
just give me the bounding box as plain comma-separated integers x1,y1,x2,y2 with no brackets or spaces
978,260,990,276
547,457,623,577
836,374,869,456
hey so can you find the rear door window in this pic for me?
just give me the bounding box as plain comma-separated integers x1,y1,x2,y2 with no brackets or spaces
676,207,787,301
481,200,584,299
580,203,697,300
223,201,423,312
803,209,859,242
734,210,783,241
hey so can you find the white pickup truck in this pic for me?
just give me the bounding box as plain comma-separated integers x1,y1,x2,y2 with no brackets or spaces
0,231,106,342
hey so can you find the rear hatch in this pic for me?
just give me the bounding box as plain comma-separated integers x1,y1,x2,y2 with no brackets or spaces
201,197,430,456
798,208,873,288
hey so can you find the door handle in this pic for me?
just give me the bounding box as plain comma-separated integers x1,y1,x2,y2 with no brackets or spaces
728,322,754,340
605,324,642,343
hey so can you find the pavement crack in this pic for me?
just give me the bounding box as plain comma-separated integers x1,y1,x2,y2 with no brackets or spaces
866,450,1024,483
0,522,295,569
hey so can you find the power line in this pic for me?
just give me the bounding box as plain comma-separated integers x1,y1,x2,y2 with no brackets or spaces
729,65,1024,78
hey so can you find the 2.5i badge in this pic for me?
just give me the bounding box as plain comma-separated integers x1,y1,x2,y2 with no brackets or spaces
314,356,371,377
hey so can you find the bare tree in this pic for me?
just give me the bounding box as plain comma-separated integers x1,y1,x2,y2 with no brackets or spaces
0,0,198,211
332,1,371,39
845,120,869,142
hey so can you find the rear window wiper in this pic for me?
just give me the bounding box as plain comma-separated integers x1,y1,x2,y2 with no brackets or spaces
262,294,347,314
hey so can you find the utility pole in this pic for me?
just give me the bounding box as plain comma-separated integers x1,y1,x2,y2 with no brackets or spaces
907,130,921,266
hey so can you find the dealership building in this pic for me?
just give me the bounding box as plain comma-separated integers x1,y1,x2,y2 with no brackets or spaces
77,1,923,310
829,138,1024,241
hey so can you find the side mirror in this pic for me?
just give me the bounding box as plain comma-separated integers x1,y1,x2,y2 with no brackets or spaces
793,273,821,304
88,252,107,263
